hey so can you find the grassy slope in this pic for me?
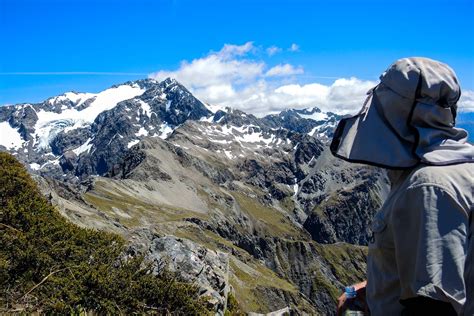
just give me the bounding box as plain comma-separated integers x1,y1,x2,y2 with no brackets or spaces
0,152,209,314
82,174,369,314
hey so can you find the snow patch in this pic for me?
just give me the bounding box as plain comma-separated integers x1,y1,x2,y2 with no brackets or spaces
72,138,93,155
63,120,86,133
127,139,139,148
159,123,174,139
293,179,299,197
200,115,214,123
206,124,276,148
30,163,41,170
308,126,319,136
0,121,24,149
204,102,226,114
138,100,152,118
48,92,95,106
136,127,148,137
34,84,145,149
34,158,60,170
298,110,328,121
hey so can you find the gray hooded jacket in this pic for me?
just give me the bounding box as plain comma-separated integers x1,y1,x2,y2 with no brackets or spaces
331,57,472,168
330,57,473,315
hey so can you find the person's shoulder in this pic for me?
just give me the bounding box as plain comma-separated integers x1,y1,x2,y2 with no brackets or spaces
403,163,473,209
406,163,472,188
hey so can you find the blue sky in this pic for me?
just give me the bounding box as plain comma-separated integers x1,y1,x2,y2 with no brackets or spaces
1,0,473,112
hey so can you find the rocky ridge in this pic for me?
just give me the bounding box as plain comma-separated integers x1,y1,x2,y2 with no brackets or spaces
0,78,388,315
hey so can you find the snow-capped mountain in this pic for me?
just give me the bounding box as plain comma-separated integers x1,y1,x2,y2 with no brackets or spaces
0,78,212,177
0,78,338,180
262,107,341,141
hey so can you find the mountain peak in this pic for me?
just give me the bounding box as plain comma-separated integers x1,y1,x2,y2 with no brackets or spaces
162,77,178,85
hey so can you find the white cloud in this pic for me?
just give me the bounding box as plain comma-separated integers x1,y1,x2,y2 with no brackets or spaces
149,43,264,89
255,78,376,116
149,42,379,116
289,43,300,52
266,46,282,56
266,64,304,77
459,90,474,112
217,42,255,59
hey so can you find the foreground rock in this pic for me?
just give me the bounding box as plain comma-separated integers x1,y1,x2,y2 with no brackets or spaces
146,235,230,314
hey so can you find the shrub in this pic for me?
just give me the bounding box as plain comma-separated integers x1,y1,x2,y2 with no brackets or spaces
0,152,210,314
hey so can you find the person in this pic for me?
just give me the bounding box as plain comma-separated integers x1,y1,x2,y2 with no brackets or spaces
464,211,474,315
331,57,473,315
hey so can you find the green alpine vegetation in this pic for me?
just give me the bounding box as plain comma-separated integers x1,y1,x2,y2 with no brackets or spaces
0,152,210,314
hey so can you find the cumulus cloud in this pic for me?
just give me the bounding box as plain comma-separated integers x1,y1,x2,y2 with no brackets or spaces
265,64,304,77
266,78,376,116
149,42,379,116
217,42,255,59
266,46,282,56
149,42,264,89
459,90,474,112
289,43,300,52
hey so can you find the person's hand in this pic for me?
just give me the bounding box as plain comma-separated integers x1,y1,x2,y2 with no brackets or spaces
336,280,368,316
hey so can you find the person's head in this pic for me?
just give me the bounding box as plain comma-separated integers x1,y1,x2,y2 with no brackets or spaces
330,57,473,169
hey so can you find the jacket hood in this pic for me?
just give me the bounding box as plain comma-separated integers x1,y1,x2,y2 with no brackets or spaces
330,57,473,169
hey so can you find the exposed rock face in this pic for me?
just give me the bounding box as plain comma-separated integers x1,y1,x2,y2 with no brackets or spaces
303,172,389,245
0,78,389,315
144,235,230,315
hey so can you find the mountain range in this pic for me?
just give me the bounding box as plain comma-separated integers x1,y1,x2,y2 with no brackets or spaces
0,78,401,314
